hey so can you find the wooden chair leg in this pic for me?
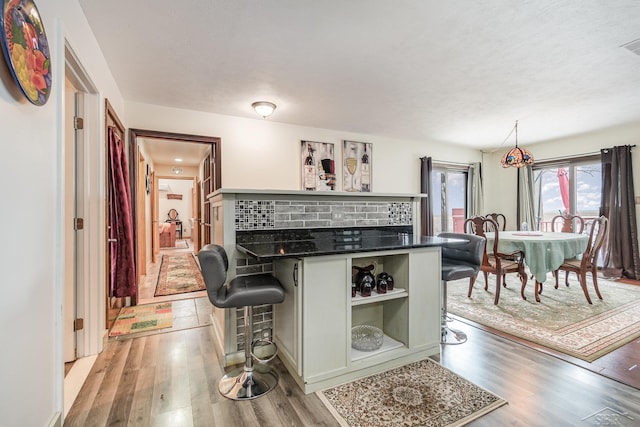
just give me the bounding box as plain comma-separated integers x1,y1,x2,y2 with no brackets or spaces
467,275,476,298
565,271,570,287
483,271,489,291
578,271,593,304
554,270,559,289
494,272,502,305
591,267,603,300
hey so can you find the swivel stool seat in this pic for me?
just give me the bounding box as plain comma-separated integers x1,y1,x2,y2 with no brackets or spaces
198,244,285,400
437,233,485,345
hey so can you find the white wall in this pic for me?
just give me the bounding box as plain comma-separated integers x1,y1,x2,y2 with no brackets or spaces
484,121,640,231
158,178,194,237
125,101,483,192
0,1,125,425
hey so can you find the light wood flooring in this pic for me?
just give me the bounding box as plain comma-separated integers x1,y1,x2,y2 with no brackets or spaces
65,317,640,426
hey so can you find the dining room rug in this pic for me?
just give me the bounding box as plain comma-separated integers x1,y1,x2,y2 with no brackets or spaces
447,274,640,362
108,302,173,337
154,253,205,296
317,358,507,426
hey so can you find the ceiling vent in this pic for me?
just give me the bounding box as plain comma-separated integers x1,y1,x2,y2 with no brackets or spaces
621,39,640,56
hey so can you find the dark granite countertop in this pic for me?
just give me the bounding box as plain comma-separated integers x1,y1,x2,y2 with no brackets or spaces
235,227,461,260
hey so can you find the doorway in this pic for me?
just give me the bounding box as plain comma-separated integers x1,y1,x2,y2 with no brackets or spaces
123,129,221,309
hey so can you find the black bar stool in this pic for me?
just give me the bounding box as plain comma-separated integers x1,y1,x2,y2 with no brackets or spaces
198,244,285,400
437,233,485,345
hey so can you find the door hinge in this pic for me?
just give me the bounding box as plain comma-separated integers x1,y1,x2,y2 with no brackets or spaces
74,218,84,230
74,318,84,331
74,116,84,130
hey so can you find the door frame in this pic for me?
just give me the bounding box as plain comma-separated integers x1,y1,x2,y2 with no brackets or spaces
128,129,221,277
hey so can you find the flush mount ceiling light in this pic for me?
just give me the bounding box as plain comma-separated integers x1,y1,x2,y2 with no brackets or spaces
500,120,534,168
252,101,276,118
171,166,183,175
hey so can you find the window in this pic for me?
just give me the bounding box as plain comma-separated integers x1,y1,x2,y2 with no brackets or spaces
533,156,601,231
432,166,468,234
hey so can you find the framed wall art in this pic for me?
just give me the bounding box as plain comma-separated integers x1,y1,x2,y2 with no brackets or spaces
301,141,336,191
343,140,372,192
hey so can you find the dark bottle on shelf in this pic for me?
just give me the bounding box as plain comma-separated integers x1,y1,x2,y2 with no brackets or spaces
376,272,388,294
360,145,370,192
360,275,373,297
386,274,394,291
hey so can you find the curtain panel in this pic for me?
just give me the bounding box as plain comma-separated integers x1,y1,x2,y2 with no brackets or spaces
600,145,640,280
467,162,484,217
420,157,433,236
517,165,537,230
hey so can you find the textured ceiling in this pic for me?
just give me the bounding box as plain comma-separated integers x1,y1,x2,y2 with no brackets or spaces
79,0,640,150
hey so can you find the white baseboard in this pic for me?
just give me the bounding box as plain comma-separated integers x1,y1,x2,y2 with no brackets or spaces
48,411,62,427
64,354,98,418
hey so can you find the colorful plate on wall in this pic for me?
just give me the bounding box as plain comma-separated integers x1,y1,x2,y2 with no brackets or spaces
0,0,51,106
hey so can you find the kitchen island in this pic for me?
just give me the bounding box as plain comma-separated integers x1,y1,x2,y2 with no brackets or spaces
236,226,452,393
208,189,450,393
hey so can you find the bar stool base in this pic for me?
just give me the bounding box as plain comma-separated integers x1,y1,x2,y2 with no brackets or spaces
218,365,279,400
441,326,468,345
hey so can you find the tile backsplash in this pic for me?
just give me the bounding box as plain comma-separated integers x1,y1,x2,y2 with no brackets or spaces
235,199,412,230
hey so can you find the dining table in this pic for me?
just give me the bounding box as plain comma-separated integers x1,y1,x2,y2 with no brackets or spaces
487,231,589,302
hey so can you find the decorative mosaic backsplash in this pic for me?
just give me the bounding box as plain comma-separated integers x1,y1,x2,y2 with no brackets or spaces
235,199,412,230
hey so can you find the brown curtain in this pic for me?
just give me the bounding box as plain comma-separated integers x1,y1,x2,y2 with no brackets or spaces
420,157,433,236
108,127,137,297
600,145,640,279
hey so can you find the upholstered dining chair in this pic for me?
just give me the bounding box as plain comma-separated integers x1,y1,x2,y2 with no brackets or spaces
551,213,585,287
465,216,528,305
485,213,507,231
553,215,608,304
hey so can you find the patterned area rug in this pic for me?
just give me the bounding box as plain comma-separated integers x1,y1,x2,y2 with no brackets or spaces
447,274,640,361
108,302,172,337
154,254,206,296
318,358,506,426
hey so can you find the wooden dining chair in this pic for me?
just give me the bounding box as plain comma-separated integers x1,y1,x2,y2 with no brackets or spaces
551,213,585,287
464,216,528,304
485,213,507,231
551,213,585,234
553,215,608,304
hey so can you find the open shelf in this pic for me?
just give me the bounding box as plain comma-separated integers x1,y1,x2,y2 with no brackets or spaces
351,334,404,361
351,287,407,306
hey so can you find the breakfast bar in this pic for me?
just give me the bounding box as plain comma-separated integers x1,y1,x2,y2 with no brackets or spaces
209,189,453,393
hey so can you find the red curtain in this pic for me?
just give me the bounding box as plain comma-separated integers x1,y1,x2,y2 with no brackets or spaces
108,127,137,298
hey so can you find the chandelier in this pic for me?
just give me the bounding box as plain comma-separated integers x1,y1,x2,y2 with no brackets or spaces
500,121,534,168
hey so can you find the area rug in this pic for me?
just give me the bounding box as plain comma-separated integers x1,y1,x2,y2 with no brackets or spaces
154,254,206,296
317,358,506,426
108,302,173,337
174,239,189,249
447,274,640,362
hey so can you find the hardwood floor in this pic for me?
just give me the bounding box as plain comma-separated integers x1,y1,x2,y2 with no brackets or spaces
65,318,640,426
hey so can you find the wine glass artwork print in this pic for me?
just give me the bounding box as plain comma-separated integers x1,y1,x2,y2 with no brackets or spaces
343,141,372,192
301,141,336,191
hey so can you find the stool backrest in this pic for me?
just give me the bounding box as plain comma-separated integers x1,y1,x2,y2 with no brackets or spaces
198,244,229,306
438,232,485,270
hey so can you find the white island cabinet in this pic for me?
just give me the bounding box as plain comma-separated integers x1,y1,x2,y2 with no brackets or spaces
273,247,441,394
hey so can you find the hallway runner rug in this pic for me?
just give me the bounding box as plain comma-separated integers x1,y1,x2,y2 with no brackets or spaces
317,358,507,426
108,302,172,337
447,275,640,362
174,239,189,249
154,253,206,296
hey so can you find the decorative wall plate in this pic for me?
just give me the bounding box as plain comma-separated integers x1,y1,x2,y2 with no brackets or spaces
0,0,51,105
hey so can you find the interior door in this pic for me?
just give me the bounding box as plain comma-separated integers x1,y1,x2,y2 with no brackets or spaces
64,77,80,362
192,178,200,251
151,171,159,263
136,151,147,278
